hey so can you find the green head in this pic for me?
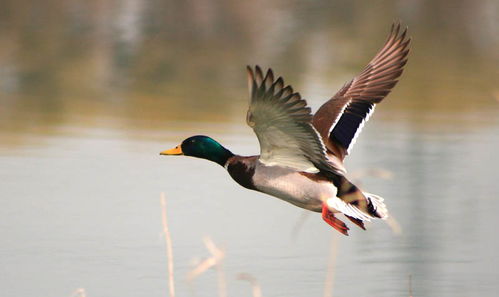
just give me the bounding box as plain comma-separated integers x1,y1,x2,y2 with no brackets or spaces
160,135,234,166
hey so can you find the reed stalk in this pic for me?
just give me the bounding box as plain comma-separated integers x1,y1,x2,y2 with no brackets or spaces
161,192,176,297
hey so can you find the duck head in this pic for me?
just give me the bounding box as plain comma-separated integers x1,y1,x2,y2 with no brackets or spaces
160,135,234,166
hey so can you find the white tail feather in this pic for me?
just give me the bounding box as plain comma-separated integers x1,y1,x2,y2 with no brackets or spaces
364,192,389,219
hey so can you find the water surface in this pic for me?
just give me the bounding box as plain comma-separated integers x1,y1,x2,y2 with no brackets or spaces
1,1,498,297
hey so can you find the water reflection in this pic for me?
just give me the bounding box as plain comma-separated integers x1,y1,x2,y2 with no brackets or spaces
1,0,498,144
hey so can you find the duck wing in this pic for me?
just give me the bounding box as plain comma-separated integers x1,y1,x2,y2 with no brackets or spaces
246,66,344,175
312,23,410,161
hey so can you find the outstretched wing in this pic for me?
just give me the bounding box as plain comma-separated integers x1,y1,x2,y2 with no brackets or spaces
247,66,344,175
312,23,410,160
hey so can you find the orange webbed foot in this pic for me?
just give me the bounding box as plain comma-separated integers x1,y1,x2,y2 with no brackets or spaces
322,204,349,236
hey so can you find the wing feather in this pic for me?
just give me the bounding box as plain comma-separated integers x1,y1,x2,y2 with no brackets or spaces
247,66,344,175
312,22,411,160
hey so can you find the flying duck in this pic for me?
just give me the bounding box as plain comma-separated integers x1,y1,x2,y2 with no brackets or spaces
160,23,410,235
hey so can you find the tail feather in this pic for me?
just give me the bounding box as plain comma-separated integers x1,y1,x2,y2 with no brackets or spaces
364,192,389,219
325,175,389,233
332,175,389,221
345,215,366,230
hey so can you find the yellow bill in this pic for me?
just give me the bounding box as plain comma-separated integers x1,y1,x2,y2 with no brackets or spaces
160,145,183,155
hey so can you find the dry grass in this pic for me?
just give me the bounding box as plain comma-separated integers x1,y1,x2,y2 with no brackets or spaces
159,191,410,297
160,193,176,297
187,236,227,297
323,233,339,297
69,288,87,297
237,273,263,297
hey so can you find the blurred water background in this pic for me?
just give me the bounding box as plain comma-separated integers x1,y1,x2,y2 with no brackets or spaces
1,1,498,297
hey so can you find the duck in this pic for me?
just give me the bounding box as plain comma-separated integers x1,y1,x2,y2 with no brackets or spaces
160,23,410,235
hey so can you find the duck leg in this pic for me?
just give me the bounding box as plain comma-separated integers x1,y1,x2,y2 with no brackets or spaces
321,204,349,236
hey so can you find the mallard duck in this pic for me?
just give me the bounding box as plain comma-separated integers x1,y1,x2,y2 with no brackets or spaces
161,23,410,235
